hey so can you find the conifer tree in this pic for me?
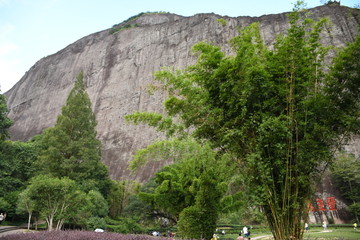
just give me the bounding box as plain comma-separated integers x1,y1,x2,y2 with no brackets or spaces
36,72,110,195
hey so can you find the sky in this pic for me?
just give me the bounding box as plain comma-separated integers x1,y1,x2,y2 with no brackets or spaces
0,0,358,93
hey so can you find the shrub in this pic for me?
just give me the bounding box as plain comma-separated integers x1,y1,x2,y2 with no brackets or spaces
177,206,204,239
106,217,145,234
217,18,227,26
85,217,106,230
109,24,139,34
109,11,169,34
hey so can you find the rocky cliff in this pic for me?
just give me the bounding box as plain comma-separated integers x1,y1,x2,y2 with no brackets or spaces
5,5,360,183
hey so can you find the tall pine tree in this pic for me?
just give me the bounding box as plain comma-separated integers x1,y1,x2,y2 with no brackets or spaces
36,72,110,195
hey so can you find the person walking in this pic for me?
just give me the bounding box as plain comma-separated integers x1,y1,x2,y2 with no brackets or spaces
242,226,249,238
0,213,4,225
322,221,327,231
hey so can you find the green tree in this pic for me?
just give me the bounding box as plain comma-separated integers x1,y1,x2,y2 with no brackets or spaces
71,190,108,228
22,175,83,231
326,19,360,223
85,216,107,230
108,181,126,219
17,189,36,230
331,152,360,222
177,167,224,239
0,92,12,141
127,4,360,239
124,137,232,237
107,180,140,218
85,190,108,217
0,140,38,220
0,141,38,196
36,72,110,195
122,181,155,221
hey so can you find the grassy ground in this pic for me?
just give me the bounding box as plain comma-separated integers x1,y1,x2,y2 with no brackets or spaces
303,227,360,240
220,227,360,240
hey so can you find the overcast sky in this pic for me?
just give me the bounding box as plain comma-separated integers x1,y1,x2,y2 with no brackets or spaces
0,0,358,93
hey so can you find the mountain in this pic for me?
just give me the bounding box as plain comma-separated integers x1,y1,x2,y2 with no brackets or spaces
5,4,360,183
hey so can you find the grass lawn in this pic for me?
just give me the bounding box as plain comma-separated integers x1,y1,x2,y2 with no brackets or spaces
303,227,360,240
220,227,360,240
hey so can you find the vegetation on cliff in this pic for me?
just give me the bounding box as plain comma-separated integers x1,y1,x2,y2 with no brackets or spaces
109,11,170,34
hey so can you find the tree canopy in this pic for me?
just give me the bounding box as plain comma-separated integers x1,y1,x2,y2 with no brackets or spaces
18,174,83,231
35,72,110,195
127,4,360,239
129,138,233,239
331,152,360,222
0,92,36,219
0,92,12,142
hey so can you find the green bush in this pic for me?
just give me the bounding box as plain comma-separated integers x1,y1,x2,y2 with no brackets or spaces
177,206,204,239
106,217,145,234
86,217,106,230
217,18,227,26
349,202,360,220
109,24,139,34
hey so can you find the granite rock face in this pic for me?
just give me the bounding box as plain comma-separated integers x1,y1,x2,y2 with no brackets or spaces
5,5,360,182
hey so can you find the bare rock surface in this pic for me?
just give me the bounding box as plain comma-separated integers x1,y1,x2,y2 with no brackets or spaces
5,5,360,182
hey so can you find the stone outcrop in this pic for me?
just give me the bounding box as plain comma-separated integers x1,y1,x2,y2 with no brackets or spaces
5,5,360,184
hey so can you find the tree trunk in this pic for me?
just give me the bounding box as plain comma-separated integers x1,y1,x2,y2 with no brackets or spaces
56,219,64,231
27,212,32,230
46,215,54,231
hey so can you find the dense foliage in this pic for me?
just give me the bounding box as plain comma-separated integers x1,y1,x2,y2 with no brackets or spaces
327,19,360,223
0,91,35,220
34,72,110,195
0,3,359,237
17,175,82,231
108,180,140,219
15,72,113,231
0,141,38,218
126,3,360,239
127,138,233,238
0,141,37,195
0,93,12,141
331,152,360,222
